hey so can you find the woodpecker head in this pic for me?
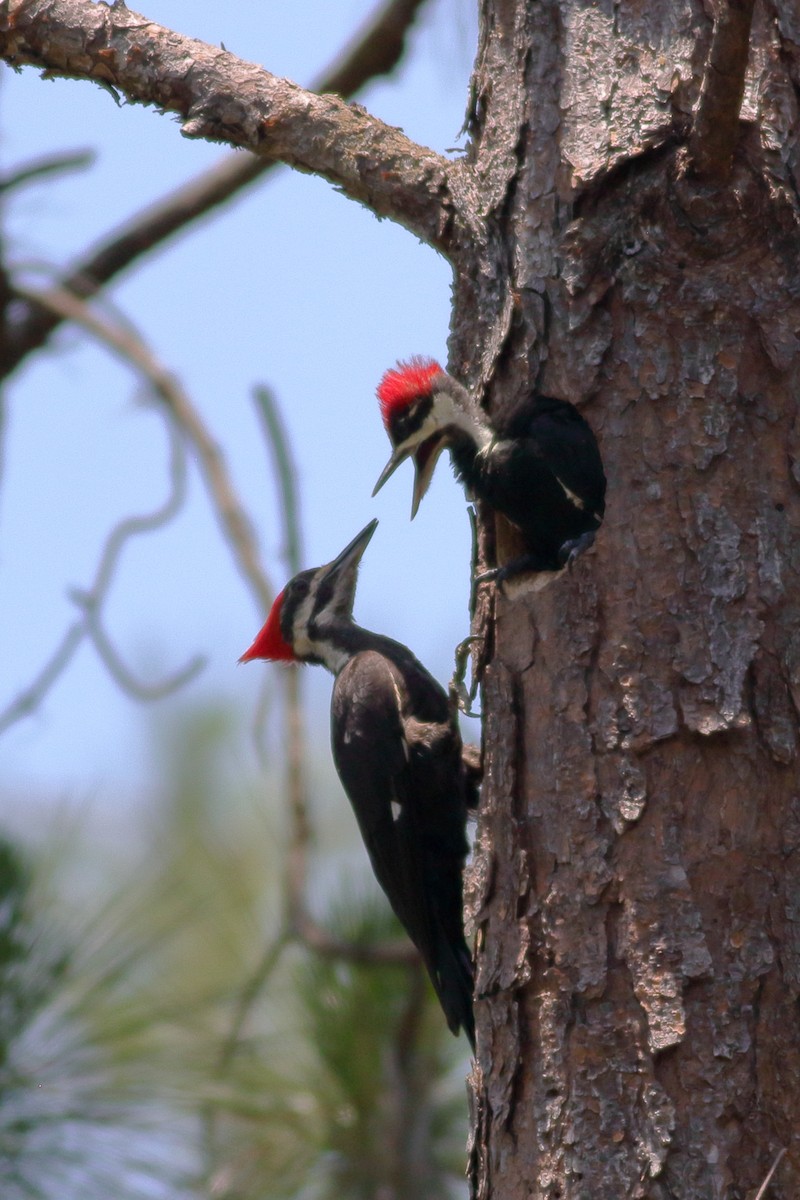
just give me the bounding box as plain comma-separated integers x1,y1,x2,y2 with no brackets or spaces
372,357,472,518
240,519,378,673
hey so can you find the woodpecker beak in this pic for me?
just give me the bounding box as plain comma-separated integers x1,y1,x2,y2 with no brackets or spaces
373,435,447,519
409,436,447,519
318,518,378,618
372,446,411,496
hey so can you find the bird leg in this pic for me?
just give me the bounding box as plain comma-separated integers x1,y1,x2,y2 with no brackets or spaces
449,634,482,718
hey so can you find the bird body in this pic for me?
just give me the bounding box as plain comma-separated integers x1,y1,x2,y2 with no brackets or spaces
374,359,606,580
241,520,475,1046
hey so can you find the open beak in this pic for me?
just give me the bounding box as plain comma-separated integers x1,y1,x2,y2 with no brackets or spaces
372,436,447,519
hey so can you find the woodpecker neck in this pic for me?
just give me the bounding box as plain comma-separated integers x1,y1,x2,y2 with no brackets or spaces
304,618,384,676
433,374,493,452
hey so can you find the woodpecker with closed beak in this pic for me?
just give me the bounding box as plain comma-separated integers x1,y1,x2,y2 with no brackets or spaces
240,519,476,1047
373,358,606,582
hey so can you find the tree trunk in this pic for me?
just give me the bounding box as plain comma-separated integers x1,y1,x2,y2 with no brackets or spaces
3,0,800,1194
458,2,800,1197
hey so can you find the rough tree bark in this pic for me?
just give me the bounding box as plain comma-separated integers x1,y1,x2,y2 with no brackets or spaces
2,1,800,1197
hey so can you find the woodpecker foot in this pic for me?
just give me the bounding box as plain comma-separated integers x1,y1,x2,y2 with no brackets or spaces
449,635,482,718
557,530,596,569
474,552,552,586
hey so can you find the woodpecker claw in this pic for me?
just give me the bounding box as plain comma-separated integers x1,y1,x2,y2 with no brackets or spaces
474,552,549,587
557,530,596,569
449,635,482,718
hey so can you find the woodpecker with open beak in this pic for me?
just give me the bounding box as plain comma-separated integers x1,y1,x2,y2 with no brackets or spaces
373,358,606,582
240,519,476,1047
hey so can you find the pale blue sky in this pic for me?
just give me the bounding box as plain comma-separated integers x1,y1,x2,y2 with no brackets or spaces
0,0,481,810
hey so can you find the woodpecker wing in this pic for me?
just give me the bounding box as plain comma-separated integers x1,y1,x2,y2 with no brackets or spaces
506,396,606,518
330,649,474,1044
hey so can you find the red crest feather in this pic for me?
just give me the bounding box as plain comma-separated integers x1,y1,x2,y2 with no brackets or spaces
239,589,296,663
376,357,443,427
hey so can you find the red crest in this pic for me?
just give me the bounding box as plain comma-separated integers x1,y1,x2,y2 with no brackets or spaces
239,589,296,662
376,357,443,427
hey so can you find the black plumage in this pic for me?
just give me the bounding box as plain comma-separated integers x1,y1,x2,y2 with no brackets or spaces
241,520,476,1046
374,359,606,582
450,393,606,576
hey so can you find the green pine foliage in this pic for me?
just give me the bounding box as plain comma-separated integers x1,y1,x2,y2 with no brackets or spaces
0,704,470,1199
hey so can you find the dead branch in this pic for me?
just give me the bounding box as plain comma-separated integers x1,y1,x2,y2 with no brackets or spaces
687,0,756,183
0,621,85,735
3,0,433,375
0,394,200,731
0,148,94,193
0,0,459,256
15,280,273,614
253,386,303,576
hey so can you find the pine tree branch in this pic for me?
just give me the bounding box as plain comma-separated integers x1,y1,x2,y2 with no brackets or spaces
2,0,433,375
0,0,458,251
687,0,756,183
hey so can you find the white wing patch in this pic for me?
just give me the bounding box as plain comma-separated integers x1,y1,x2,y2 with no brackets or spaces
391,799,403,822
556,476,585,510
388,673,411,762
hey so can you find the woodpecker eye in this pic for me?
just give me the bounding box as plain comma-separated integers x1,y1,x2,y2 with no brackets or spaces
290,578,310,602
393,395,432,442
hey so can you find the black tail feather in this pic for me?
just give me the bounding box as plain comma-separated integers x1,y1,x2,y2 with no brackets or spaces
431,935,475,1050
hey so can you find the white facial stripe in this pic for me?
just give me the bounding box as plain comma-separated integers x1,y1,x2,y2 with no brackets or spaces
394,389,490,453
290,589,318,658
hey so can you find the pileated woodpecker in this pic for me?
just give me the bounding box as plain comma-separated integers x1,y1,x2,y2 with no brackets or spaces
240,519,476,1047
373,358,606,581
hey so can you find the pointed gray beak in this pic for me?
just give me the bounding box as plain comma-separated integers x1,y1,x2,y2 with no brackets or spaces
319,518,378,597
372,448,411,498
373,436,448,520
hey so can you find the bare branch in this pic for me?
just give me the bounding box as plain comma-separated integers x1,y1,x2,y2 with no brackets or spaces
0,370,200,730
3,0,434,374
0,621,85,735
72,585,205,701
253,385,303,576
321,0,429,99
291,913,418,965
687,0,756,183
15,280,273,614
0,0,458,254
0,148,94,193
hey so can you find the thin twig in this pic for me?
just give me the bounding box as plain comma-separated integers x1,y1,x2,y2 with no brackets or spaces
0,149,94,194
15,280,273,614
292,915,417,965
253,385,312,932
0,403,201,730
753,1148,786,1200
215,933,290,1076
687,0,756,183
0,622,85,735
253,385,303,576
